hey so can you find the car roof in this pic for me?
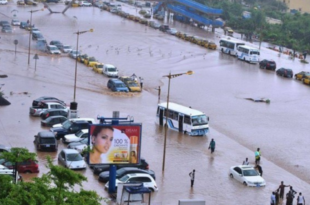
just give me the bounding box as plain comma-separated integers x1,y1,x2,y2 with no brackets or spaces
80,129,89,133
44,109,67,112
126,173,152,178
62,149,80,154
235,165,254,170
38,131,56,138
46,116,67,120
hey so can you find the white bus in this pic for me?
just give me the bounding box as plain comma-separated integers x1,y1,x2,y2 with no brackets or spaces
156,102,209,136
237,45,260,63
219,38,245,56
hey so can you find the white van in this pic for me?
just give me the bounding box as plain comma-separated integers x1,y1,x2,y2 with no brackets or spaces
52,118,96,128
103,64,119,78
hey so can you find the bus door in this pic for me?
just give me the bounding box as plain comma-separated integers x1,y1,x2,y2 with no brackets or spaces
178,114,184,133
159,108,164,126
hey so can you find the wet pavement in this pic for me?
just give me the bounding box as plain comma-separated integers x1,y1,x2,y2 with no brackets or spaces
1,2,310,205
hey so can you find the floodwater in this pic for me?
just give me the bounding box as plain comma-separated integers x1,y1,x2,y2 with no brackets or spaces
0,2,310,205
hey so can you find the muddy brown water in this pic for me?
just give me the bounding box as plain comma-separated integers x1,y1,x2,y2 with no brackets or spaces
0,2,310,205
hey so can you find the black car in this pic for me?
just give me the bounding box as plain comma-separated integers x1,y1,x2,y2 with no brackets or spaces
93,158,149,175
20,22,28,29
41,116,68,127
50,40,63,50
34,131,58,151
50,120,91,140
40,109,68,120
159,24,170,32
32,96,64,107
276,68,293,78
98,167,156,183
0,21,10,27
259,59,276,70
32,32,44,40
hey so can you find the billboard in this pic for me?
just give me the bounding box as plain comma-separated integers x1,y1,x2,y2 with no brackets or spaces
87,124,142,165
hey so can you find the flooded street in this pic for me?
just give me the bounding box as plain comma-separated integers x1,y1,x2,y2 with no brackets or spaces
1,2,310,204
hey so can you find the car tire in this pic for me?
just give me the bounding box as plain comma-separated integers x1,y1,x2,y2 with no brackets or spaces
243,182,247,186
229,173,233,178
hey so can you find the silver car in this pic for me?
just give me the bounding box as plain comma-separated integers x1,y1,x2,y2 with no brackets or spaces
69,50,80,59
58,149,86,170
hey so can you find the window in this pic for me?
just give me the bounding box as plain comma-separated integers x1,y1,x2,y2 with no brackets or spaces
184,115,191,125
172,112,178,120
168,110,173,119
234,167,242,174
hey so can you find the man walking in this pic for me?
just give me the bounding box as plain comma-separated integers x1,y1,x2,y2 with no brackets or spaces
209,139,215,154
139,77,143,89
189,169,195,188
255,148,261,165
242,158,249,165
271,192,276,205
278,181,290,200
297,192,305,205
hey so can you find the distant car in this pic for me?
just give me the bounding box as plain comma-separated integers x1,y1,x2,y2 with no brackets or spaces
40,109,68,120
0,0,8,5
11,19,20,26
67,138,88,154
107,79,129,92
77,54,88,63
31,28,40,34
32,32,44,40
41,116,68,127
61,45,73,53
302,78,310,85
229,165,266,187
58,149,86,170
294,71,310,80
79,1,92,6
50,40,63,50
119,76,141,92
135,1,144,7
63,129,88,144
47,45,61,54
34,131,58,151
36,38,47,51
0,20,9,26
105,173,158,191
20,22,28,29
2,160,39,173
149,21,160,29
84,57,98,67
259,59,276,70
51,120,91,140
46,0,59,3
276,68,293,78
69,50,80,59
2,26,12,33
17,0,25,5
166,28,178,35
99,167,156,183
159,24,170,32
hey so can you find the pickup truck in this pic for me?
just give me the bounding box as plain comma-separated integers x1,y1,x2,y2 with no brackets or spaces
103,64,118,78
29,102,69,117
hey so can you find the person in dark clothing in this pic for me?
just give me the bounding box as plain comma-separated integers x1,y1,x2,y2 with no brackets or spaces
278,181,290,200
189,169,195,188
274,189,279,205
208,139,215,154
286,192,294,205
255,164,263,176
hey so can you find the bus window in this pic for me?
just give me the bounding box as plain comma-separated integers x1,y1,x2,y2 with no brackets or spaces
192,115,208,126
173,112,178,120
250,51,260,55
184,115,191,125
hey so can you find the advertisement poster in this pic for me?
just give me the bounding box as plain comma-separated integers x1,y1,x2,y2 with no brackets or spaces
88,124,141,165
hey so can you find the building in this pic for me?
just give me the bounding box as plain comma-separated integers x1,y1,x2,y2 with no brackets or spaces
281,0,310,13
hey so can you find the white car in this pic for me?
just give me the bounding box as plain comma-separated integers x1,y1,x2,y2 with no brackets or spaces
58,149,86,170
69,50,80,59
79,1,92,6
0,0,8,5
105,173,158,192
229,165,266,187
47,45,61,54
11,19,20,26
61,45,73,53
63,129,88,144
53,118,95,128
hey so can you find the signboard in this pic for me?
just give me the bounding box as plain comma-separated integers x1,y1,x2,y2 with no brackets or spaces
87,124,141,165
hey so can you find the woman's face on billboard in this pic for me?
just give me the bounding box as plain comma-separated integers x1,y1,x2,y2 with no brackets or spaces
92,128,113,154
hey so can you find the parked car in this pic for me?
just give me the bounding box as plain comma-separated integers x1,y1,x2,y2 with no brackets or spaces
40,109,68,120
67,138,88,150
77,54,88,63
2,160,39,173
36,38,47,51
144,12,151,19
149,21,160,29
259,59,276,70
276,68,293,78
34,131,58,151
11,19,20,26
0,0,8,5
61,45,72,53
20,22,28,29
17,0,25,5
102,64,118,77
107,79,129,92
92,62,104,73
1,26,12,33
46,0,59,3
99,167,156,183
52,118,96,128
69,50,80,59
51,120,91,139
49,40,63,50
84,57,98,67
30,102,68,116
32,32,44,40
93,158,149,175
302,78,310,85
79,1,92,6
58,149,86,170
166,27,178,35
229,165,266,187
32,96,64,107
105,173,158,191
47,45,61,54
159,24,170,32
294,71,310,80
63,129,88,144
41,116,68,127
0,20,9,26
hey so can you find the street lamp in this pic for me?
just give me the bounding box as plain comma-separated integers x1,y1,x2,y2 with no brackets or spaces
27,9,44,65
73,29,93,102
162,70,193,172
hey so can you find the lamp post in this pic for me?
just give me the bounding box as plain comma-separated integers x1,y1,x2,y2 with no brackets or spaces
27,9,43,65
73,29,93,102
162,70,193,172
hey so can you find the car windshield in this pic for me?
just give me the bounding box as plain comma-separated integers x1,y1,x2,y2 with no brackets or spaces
107,67,116,72
170,28,177,32
128,82,138,87
50,47,58,51
62,120,72,129
119,175,130,182
76,130,84,137
79,138,88,144
64,46,71,49
192,115,208,126
40,138,55,144
116,83,126,88
66,153,83,161
243,169,259,176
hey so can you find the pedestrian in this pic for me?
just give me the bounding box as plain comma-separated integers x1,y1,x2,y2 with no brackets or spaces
208,139,215,154
274,189,279,205
297,192,305,205
255,148,261,165
139,77,143,89
242,158,249,165
271,192,276,205
131,73,137,81
286,191,294,205
278,181,290,200
189,169,195,188
288,186,297,198
255,164,263,176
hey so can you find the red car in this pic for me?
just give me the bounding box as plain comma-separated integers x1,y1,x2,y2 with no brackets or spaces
2,160,39,173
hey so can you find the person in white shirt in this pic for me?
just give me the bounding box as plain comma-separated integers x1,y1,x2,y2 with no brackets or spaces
297,192,305,205
271,192,276,205
242,158,249,165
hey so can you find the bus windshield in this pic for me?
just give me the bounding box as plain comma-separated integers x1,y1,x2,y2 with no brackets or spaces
192,115,208,126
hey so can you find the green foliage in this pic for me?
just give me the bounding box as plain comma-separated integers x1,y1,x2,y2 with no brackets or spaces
1,147,36,163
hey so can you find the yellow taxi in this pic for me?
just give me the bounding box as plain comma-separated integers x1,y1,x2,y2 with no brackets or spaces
92,63,104,73
119,76,141,92
207,41,217,50
302,78,310,85
176,32,184,38
139,18,148,25
184,34,194,41
127,14,135,21
84,57,98,67
77,54,88,63
294,71,310,80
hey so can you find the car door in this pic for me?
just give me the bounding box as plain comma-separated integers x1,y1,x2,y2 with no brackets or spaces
233,167,243,182
140,177,152,188
59,151,65,165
